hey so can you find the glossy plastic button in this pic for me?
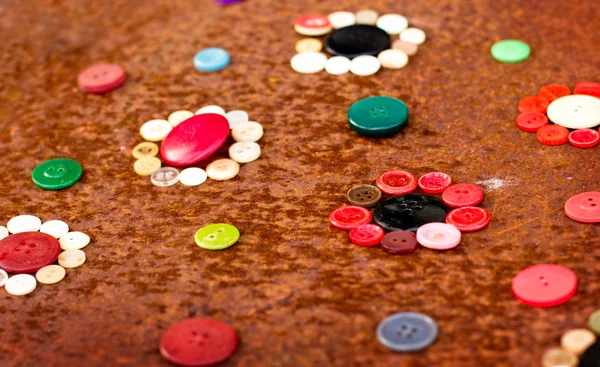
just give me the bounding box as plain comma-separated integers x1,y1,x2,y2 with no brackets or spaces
0,232,61,273
416,222,461,250
377,49,408,69
574,82,600,98
7,215,42,233
540,84,570,102
512,264,577,307
179,168,208,187
231,121,263,142
445,206,491,232
132,142,159,159
376,170,417,196
373,194,448,232
536,124,569,146
547,95,600,129
349,55,381,76
151,167,180,187
561,329,596,355
134,157,161,176
328,206,372,230
0,226,8,241
59,232,90,250
518,96,549,114
516,112,549,132
325,25,390,58
193,48,230,72
0,269,7,287
140,119,172,142
349,224,384,247
542,347,578,367
40,220,69,239
168,110,194,127
376,14,408,35
564,192,600,223
348,96,409,137
295,38,323,53
36,265,66,285
589,310,600,335
5,274,37,296
376,312,438,352
418,172,452,194
58,249,86,268
569,129,600,148
77,63,126,94
400,28,426,45
355,9,378,25
229,141,261,163
225,110,249,129
294,15,332,36
347,184,382,208
32,158,83,190
328,11,356,29
195,224,240,250
491,40,530,63
290,52,327,74
196,105,226,116
206,159,240,181
381,231,418,255
392,40,418,56
325,56,351,75
442,183,484,208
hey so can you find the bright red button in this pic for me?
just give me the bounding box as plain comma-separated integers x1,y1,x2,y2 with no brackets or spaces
376,170,417,196
536,124,569,146
160,318,238,367
445,206,491,232
349,224,384,247
329,206,372,230
564,192,600,223
512,264,577,307
518,96,549,114
160,114,230,166
539,84,570,102
295,15,330,29
441,183,484,208
516,112,548,132
418,172,452,194
0,232,61,273
574,82,600,99
77,64,126,94
568,129,600,148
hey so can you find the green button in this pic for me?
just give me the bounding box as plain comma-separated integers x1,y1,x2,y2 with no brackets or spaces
589,310,600,335
491,40,530,63
194,223,240,250
32,158,83,190
348,96,408,137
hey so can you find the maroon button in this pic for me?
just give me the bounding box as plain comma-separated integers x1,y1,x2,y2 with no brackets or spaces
160,318,238,367
442,183,484,208
381,231,418,254
0,232,61,273
349,224,384,247
568,129,600,149
445,206,491,232
328,206,372,230
160,114,230,166
77,64,126,94
376,170,418,196
418,172,452,194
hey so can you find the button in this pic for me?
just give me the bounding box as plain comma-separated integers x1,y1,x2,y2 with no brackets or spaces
35,265,66,285
294,15,332,36
5,274,37,296
324,25,390,59
229,141,261,163
140,119,172,142
564,192,600,223
179,168,208,187
445,206,491,232
516,112,549,132
416,222,461,250
160,318,238,366
400,27,426,45
0,226,7,241
168,110,194,127
536,124,569,146
7,215,42,233
134,157,161,176
373,194,448,232
39,220,69,239
377,49,408,69
328,11,356,29
376,170,417,196
561,329,596,355
346,184,382,207
77,63,126,94
589,310,600,335
376,14,408,35
348,96,409,137
418,172,452,194
442,183,484,208
518,96,549,114
32,158,83,190
392,40,418,56
578,339,600,367
132,142,159,159
569,129,600,148
490,40,530,63
325,56,351,75
355,9,378,25
58,249,86,268
381,231,418,255
349,224,384,247
574,82,600,98
206,159,240,181
59,232,91,250
376,312,438,352
151,167,180,187
540,84,571,102
160,114,230,166
0,269,7,287
193,48,230,72
512,264,577,307
0,232,61,273
290,52,328,74
194,224,240,250
295,38,323,53
350,55,381,76
231,121,264,142
328,206,372,230
225,110,249,129
541,347,578,367
547,95,600,129
195,105,226,116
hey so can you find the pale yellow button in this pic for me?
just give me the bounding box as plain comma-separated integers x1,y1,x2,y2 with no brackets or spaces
378,49,409,69
356,9,378,25
206,159,240,181
231,121,264,142
134,156,161,176
168,110,194,127
36,265,66,285
541,347,578,367
561,328,596,355
132,142,159,159
140,119,172,141
59,231,91,250
58,249,86,269
295,38,323,53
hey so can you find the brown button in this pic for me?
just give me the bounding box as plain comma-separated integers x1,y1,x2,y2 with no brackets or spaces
381,231,418,254
347,184,382,207
541,347,578,367
561,329,597,355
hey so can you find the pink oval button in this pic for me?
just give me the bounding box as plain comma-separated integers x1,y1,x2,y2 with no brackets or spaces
77,64,126,94
512,264,577,307
415,222,461,250
564,192,600,223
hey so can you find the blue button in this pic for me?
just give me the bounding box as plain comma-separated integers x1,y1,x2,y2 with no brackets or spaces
376,312,438,352
193,48,230,72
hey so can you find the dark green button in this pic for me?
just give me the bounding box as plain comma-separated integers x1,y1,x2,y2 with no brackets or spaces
348,96,408,137
194,223,240,250
32,158,83,190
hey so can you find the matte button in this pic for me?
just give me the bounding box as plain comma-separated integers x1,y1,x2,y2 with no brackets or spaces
418,172,452,194
569,129,600,148
290,52,327,74
349,224,384,247
231,121,263,142
536,125,569,146
179,168,207,187
134,157,161,176
518,96,549,114
442,183,484,208
5,274,37,296
377,49,408,69
39,220,69,239
140,119,172,142
445,206,491,232
564,192,600,223
589,310,600,335
0,226,7,241
58,249,86,268
168,110,194,127
36,265,66,285
229,141,261,163
294,15,332,36
355,9,378,25
206,159,240,181
349,55,381,76
376,312,438,352
400,28,426,45
347,184,382,207
225,110,249,129
59,232,91,250
196,105,226,116
32,158,83,190
7,215,42,234
195,224,240,250
381,231,418,255
416,222,461,250
561,329,596,355
327,11,356,29
0,269,7,287
392,40,418,56
578,339,600,367
516,112,548,132
373,194,448,232
540,84,570,102
77,63,126,94
132,142,159,159
325,25,390,59
574,82,600,98
348,96,409,137
376,14,408,35
193,48,230,72
329,206,372,230
325,56,351,75
376,170,417,196
512,264,577,307
295,38,323,53
547,95,600,129
541,347,578,367
0,232,61,273
151,167,180,187
490,40,530,63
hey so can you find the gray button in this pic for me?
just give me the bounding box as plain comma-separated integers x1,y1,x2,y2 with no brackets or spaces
376,312,438,352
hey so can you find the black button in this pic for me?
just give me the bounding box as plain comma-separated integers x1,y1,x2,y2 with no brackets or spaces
579,339,600,367
373,194,449,232
324,25,391,59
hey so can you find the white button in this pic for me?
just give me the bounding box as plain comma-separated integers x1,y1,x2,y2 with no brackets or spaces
350,55,381,76
7,215,41,234
377,14,408,35
59,231,91,250
140,119,172,141
5,274,37,296
195,105,226,116
0,226,8,240
0,269,8,287
229,141,262,163
547,95,600,129
225,110,249,129
206,159,240,181
378,49,409,69
36,265,66,285
232,121,264,142
356,9,378,25
179,168,208,186
325,56,351,75
400,27,426,45
58,249,86,269
167,110,194,127
151,167,180,187
291,52,328,74
328,11,356,29
40,220,69,239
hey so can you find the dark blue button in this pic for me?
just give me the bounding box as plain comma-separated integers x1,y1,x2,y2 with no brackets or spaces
376,312,438,352
373,194,448,232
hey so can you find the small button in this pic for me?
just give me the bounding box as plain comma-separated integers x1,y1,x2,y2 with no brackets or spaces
564,192,600,223
36,265,66,285
328,11,356,29
400,27,426,45
376,14,408,35
541,347,578,367
195,105,226,116
77,63,126,94
561,329,596,355
349,224,384,247
518,96,549,114
576,339,600,367
132,142,159,159
539,84,570,102
179,168,208,187
7,215,42,233
442,183,484,208
325,56,351,75
225,110,249,129
294,15,332,36
229,141,261,163
416,222,461,250
589,310,600,335
355,9,378,25
134,157,161,176
151,167,180,187
0,232,61,273
167,110,194,127
569,129,600,148
193,48,230,72
295,38,323,53
418,172,452,194
32,158,83,190
490,40,531,63
328,206,372,230
348,96,409,137
445,206,491,232
206,159,240,181
194,224,240,250
349,55,381,76
347,184,382,208
381,231,418,255
574,82,600,99
536,124,569,146
58,249,86,269
291,52,328,74
376,312,438,352
0,269,8,287
5,274,37,296
140,119,172,142
40,220,69,239
512,264,577,307
376,170,417,196
547,95,600,129
377,49,408,69
231,121,264,142
516,112,548,132
391,40,418,56
325,25,390,58
373,194,448,232
59,232,91,250
0,226,7,241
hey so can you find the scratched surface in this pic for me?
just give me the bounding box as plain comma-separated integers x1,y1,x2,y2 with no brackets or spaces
0,0,599,366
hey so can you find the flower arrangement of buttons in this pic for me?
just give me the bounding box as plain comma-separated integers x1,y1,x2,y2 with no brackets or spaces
0,215,91,296
516,82,600,148
328,170,490,253
134,105,264,187
291,10,426,76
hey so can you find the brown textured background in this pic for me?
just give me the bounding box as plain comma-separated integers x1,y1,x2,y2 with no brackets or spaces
0,0,599,366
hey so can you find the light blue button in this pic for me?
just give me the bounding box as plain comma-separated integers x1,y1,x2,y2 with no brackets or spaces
193,48,230,72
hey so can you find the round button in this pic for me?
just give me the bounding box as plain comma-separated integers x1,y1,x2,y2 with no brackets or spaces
416,222,461,250
547,95,600,129
206,159,240,181
0,269,8,287
355,9,378,25
193,48,230,72
40,220,69,239
160,318,238,366
564,192,600,223
392,40,418,56
134,157,161,176
516,112,549,132
168,110,194,127
512,264,577,307
225,110,249,129
540,84,571,102
373,194,448,232
561,329,596,355
541,347,579,367
58,249,86,268
376,170,417,196
32,158,83,190
442,183,484,208
490,40,530,63
195,224,240,250
376,14,408,35
400,27,426,45
328,206,372,230
294,15,332,36
348,96,409,137
140,119,172,142
349,224,384,247
589,310,600,335
77,63,126,94
325,56,351,75
59,232,91,250
179,168,208,187
377,49,408,69
0,232,61,273
5,274,37,296
196,105,225,116
577,339,600,367
381,231,418,255
36,265,66,285
536,124,569,146
295,38,323,53
347,184,382,207
569,129,600,148
518,96,549,114
132,142,159,159
349,55,381,76
7,215,42,233
445,206,491,232
418,172,452,194
327,11,356,29
376,312,438,352
0,226,8,241
229,141,261,163
290,52,328,74
324,25,390,59
231,121,264,142
574,82,600,99
151,167,180,187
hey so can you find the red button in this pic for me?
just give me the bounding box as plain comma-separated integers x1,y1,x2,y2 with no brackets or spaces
376,170,418,196
349,224,384,247
445,206,491,232
0,232,61,273
539,84,570,102
512,264,577,307
518,96,549,114
574,82,600,99
418,172,452,194
161,114,230,166
329,206,372,230
160,318,238,367
381,231,418,254
568,129,600,148
515,112,548,132
77,64,126,94
441,183,484,208
295,15,331,29
564,192,600,223
536,124,569,146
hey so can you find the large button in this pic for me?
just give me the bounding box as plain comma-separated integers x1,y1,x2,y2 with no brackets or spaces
418,172,452,194
373,194,448,232
40,220,69,239
536,124,569,146
376,312,438,352
193,48,230,72
5,274,37,296
541,347,578,367
229,141,261,163
134,157,161,176
376,14,408,35
294,15,332,36
231,121,263,142
589,310,600,335
381,231,418,255
160,318,238,366
328,206,372,230
324,25,390,59
376,170,417,196
151,167,180,187
539,84,571,102
132,142,159,159
574,82,600,98
206,159,240,181
36,265,66,285
350,55,381,76
77,63,126,94
58,249,86,268
416,222,461,250
195,224,240,250
442,183,484,208
179,168,208,187
561,329,596,355
290,52,327,74
59,232,91,250
140,119,172,142
569,129,600,148
347,184,382,207
0,232,61,273
160,114,230,166
490,40,530,63
579,339,600,367
7,215,42,233
348,96,409,137
512,264,577,307
516,112,549,132
547,95,600,129
445,206,491,232
32,158,83,190
564,192,600,223
349,224,384,247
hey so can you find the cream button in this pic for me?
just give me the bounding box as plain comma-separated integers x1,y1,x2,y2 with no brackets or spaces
547,95,600,129
295,38,323,53
0,226,8,240
232,121,264,142
195,105,226,116
5,274,37,296
151,167,180,187
378,49,409,69
561,329,596,355
36,265,66,285
59,231,91,250
167,110,194,127
392,40,418,56
229,141,261,163
541,347,578,367
328,11,356,29
40,220,69,239
206,159,240,181
350,55,381,76
0,269,8,287
291,52,328,74
376,14,408,35
400,27,427,45
134,156,161,176
225,110,249,129
140,119,172,141
7,215,42,234
325,56,351,75
58,249,86,269
132,142,159,159
179,168,208,187
356,9,378,25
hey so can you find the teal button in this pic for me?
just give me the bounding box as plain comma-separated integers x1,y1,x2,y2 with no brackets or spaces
32,158,83,190
348,96,409,137
194,223,240,250
490,40,530,63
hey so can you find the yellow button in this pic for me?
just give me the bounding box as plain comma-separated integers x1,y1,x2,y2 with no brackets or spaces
132,142,159,159
134,157,161,176
541,347,578,367
561,328,596,355
36,265,66,285
58,249,86,268
295,38,323,53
